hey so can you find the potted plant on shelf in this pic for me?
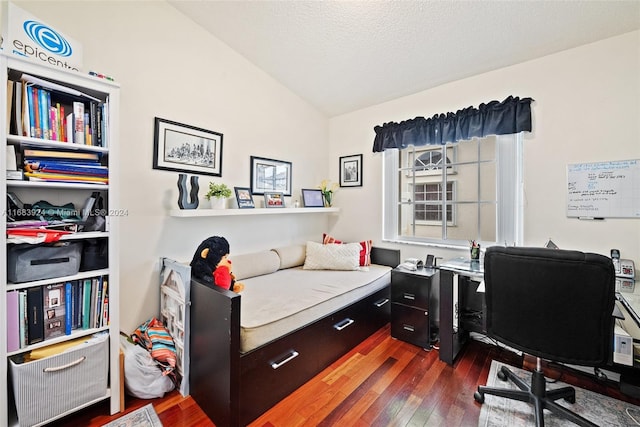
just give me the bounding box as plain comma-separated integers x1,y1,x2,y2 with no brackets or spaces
205,182,232,209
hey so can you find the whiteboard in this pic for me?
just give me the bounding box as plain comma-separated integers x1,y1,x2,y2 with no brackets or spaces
567,159,640,218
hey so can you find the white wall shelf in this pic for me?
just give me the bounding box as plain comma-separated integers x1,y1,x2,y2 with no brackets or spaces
169,207,339,217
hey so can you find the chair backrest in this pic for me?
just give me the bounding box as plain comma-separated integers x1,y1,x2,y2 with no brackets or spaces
484,246,615,366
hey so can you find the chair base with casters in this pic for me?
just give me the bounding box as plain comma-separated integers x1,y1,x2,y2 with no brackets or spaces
474,357,598,427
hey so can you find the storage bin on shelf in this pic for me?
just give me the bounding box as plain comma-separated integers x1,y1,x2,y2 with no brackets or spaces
9,333,109,426
7,241,82,283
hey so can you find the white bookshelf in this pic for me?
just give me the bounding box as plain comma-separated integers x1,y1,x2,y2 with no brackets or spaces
0,54,120,425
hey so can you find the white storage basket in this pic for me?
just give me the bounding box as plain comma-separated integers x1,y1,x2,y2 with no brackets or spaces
9,335,109,426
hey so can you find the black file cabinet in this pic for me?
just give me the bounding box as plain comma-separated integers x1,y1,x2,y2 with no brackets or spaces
391,268,439,349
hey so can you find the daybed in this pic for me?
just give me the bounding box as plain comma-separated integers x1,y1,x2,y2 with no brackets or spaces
189,242,400,426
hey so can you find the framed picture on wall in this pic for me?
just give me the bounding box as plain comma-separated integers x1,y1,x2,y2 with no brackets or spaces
250,156,292,196
339,154,363,187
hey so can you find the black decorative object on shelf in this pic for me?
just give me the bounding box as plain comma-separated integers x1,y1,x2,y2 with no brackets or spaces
178,174,199,209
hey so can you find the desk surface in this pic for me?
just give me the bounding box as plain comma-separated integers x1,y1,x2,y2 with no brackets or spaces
440,257,484,277
618,282,640,326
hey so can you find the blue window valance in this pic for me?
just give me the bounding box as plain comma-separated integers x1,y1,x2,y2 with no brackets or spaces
372,95,533,152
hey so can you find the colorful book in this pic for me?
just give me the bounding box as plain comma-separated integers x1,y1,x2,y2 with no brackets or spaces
73,101,85,144
6,291,19,352
23,148,100,161
65,282,73,335
82,279,92,329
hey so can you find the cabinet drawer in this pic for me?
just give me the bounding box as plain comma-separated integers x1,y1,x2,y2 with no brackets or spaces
391,303,430,348
391,272,430,309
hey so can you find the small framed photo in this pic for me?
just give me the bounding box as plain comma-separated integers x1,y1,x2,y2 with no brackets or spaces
153,117,223,176
264,191,285,208
234,186,255,209
250,156,292,196
301,188,324,207
339,154,363,187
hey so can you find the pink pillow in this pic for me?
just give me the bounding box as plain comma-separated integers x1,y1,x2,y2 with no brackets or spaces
322,233,372,266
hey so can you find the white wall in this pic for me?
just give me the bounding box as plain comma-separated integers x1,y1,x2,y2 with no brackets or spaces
15,1,331,332
329,31,640,266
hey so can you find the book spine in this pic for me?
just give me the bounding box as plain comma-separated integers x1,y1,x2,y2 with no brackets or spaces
73,101,85,144
27,85,36,138
21,82,30,137
6,291,19,352
26,286,44,344
82,279,92,329
19,290,27,347
39,88,49,139
65,282,72,335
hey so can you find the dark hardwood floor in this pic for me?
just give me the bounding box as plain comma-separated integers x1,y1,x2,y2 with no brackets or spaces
50,324,640,426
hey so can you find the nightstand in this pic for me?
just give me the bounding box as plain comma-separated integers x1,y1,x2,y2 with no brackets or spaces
391,267,439,349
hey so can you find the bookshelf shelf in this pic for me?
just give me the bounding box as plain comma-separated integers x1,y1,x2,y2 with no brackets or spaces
1,53,121,426
169,207,340,217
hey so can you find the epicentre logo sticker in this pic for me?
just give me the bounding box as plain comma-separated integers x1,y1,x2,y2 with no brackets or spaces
23,20,72,57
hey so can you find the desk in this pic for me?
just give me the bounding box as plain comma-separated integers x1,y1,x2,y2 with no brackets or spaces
439,257,485,365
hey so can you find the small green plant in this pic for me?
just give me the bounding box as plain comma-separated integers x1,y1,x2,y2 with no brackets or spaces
205,182,232,200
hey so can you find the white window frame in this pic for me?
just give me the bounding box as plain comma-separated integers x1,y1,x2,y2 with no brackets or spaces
382,133,524,249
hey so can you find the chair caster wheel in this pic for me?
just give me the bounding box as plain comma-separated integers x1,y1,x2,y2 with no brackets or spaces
498,370,508,381
474,390,485,404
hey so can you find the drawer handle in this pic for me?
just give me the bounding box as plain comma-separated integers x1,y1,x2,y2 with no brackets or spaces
270,351,299,370
403,293,416,301
334,318,355,331
403,324,415,332
374,298,389,308
43,356,86,373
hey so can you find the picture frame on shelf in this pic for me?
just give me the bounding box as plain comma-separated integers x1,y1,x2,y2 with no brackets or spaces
301,188,325,207
250,156,292,196
153,117,223,177
339,154,363,187
264,191,285,208
234,187,255,209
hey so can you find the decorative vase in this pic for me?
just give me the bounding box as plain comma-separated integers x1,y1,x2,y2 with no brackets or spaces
210,197,227,209
470,245,481,260
323,192,333,207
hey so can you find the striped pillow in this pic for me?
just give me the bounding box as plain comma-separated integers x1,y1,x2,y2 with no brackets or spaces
322,233,373,266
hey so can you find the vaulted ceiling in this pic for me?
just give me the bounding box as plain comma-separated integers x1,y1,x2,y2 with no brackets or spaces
169,1,640,117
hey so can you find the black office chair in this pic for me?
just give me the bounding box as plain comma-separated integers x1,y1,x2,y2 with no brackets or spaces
474,246,615,427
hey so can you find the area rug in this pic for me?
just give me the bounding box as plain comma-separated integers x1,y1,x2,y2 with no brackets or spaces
101,403,162,427
478,360,640,426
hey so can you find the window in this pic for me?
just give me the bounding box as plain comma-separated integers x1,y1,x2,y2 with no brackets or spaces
383,133,523,247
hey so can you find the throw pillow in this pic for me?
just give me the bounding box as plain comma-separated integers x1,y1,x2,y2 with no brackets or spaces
322,233,373,266
303,241,360,270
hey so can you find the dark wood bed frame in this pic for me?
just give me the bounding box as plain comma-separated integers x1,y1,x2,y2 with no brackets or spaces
189,247,400,426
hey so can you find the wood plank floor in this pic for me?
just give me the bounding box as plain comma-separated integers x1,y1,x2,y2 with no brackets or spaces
50,324,640,426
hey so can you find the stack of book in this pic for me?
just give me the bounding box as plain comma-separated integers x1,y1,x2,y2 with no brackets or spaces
7,74,108,147
23,147,108,185
6,276,109,352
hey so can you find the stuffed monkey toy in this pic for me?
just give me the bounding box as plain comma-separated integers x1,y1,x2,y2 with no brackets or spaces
190,236,244,293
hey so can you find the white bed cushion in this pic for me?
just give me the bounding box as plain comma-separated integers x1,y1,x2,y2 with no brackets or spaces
303,241,360,270
232,250,280,280
239,265,391,352
271,244,306,269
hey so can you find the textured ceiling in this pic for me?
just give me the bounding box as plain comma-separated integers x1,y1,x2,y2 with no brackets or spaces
169,0,640,117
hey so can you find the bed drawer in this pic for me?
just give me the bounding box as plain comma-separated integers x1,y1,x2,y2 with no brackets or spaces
239,319,323,425
317,287,390,367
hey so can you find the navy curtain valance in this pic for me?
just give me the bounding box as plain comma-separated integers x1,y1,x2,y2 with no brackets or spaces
372,95,533,152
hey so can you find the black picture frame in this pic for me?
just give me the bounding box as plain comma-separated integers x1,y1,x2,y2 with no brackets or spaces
234,186,255,209
153,117,223,177
339,154,363,187
264,191,285,208
301,188,324,207
250,156,292,196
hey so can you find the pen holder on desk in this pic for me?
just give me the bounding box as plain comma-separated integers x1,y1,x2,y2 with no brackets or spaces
470,245,481,260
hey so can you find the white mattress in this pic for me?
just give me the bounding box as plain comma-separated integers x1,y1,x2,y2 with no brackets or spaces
239,265,391,353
